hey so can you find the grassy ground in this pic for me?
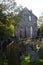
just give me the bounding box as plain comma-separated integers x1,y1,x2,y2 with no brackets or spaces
21,56,43,65
4,59,8,65
4,56,43,65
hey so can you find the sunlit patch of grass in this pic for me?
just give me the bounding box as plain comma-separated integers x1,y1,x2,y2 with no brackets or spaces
4,59,8,65
21,56,30,65
21,56,43,65
21,60,29,65
3,56,43,65
4,62,8,65
39,59,43,63
25,56,30,62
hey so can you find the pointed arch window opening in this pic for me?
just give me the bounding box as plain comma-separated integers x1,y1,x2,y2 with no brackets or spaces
30,26,33,38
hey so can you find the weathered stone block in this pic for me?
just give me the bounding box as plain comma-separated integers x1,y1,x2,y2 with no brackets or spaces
27,47,39,62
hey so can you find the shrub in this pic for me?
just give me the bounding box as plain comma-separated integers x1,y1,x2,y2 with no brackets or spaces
21,56,43,65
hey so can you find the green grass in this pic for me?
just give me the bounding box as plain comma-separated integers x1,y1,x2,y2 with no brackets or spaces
21,56,43,65
4,59,8,65
3,56,43,65
21,56,30,65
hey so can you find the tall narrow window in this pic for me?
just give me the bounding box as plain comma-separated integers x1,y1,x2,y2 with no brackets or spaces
29,16,31,21
30,26,32,38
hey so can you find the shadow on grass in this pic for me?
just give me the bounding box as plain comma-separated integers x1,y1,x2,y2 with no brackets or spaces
4,56,43,65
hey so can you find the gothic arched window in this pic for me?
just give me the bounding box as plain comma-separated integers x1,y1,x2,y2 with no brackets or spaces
29,16,31,21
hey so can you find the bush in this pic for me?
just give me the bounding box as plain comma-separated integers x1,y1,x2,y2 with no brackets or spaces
21,56,43,65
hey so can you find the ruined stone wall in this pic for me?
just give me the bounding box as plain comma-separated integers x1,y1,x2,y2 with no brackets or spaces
15,8,37,39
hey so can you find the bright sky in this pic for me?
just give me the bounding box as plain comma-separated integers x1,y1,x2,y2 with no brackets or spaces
16,0,43,17
0,0,43,17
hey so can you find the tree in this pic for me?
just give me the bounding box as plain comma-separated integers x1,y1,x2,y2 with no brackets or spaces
37,16,43,27
37,16,43,38
37,28,40,38
0,0,23,41
40,24,43,37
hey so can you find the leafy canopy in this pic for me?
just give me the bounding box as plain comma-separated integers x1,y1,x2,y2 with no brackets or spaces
0,0,23,40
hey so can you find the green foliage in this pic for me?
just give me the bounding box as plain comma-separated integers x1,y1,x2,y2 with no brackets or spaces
40,24,43,36
38,16,43,23
21,56,43,65
37,28,40,37
21,56,30,65
4,59,8,65
0,4,14,40
37,16,43,37
37,24,43,38
1,0,17,14
3,56,43,65
0,2,23,40
0,14,14,40
37,16,43,29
